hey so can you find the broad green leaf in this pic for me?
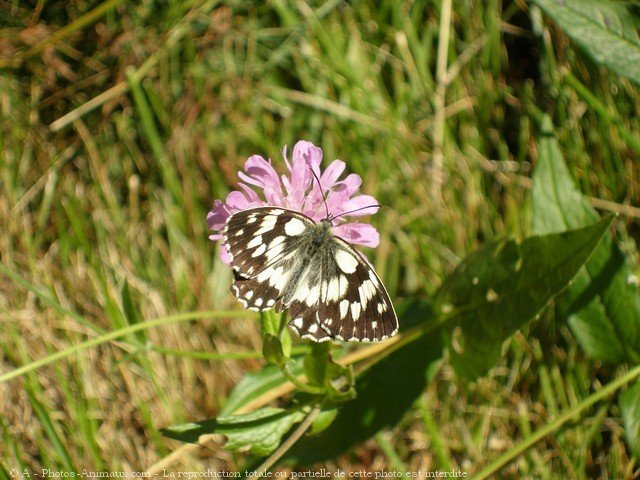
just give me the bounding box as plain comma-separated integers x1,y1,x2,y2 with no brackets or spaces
435,216,613,380
532,115,640,364
162,407,305,456
304,342,331,387
534,0,640,84
221,363,299,416
620,379,640,458
218,407,306,456
284,301,443,465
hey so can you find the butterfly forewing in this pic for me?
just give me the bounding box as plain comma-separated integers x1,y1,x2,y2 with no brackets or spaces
223,207,310,310
223,206,398,342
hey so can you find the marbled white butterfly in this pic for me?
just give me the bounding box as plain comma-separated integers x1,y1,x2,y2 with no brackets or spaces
223,207,398,342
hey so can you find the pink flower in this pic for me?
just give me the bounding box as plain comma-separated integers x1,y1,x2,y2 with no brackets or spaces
207,141,380,264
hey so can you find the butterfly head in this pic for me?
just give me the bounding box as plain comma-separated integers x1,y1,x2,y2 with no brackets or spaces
308,218,333,248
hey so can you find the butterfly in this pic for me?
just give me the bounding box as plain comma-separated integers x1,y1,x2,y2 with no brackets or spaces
222,207,398,342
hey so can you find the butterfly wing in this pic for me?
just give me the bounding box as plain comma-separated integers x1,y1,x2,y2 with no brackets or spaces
223,207,314,311
287,237,398,342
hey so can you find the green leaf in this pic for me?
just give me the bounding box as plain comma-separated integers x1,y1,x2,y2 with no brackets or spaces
260,310,281,338
534,0,640,84
435,216,613,380
163,407,306,457
218,407,306,456
324,358,355,401
532,115,640,364
620,379,640,458
221,363,300,416
160,419,217,444
303,342,331,387
280,326,293,358
284,301,443,465
308,407,338,436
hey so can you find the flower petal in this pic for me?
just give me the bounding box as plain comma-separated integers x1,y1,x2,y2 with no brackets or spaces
324,189,350,220
294,140,323,170
281,145,291,171
238,182,262,204
219,244,233,266
338,194,380,217
304,159,347,215
285,141,323,210
334,173,362,195
207,199,229,231
237,156,268,186
332,222,380,248
320,160,346,188
244,155,279,185
225,190,252,210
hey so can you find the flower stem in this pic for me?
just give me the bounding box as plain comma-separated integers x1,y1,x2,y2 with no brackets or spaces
282,362,324,395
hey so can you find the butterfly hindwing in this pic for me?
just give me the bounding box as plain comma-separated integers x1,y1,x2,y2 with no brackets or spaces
229,271,280,312
287,238,397,342
223,206,398,342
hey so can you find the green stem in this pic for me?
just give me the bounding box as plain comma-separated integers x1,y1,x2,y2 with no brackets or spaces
418,398,454,471
149,345,309,361
282,362,324,395
474,364,640,479
0,310,253,384
149,346,262,361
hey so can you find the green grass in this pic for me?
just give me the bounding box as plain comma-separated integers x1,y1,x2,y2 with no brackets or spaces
1,0,639,476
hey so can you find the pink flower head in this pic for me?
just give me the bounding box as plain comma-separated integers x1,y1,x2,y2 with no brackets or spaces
207,141,380,264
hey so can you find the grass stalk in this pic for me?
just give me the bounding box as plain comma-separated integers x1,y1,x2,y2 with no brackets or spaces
0,310,253,385
431,0,453,203
251,405,321,475
474,364,640,479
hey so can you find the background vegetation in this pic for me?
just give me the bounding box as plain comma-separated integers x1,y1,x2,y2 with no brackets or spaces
1,0,640,477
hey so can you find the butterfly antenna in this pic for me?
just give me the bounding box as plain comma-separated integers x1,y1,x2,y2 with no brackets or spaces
310,167,330,220
331,204,381,220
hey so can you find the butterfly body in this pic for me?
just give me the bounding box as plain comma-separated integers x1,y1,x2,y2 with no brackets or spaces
223,207,398,342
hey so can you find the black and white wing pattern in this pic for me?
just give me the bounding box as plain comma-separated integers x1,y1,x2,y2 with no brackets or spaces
223,207,398,342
